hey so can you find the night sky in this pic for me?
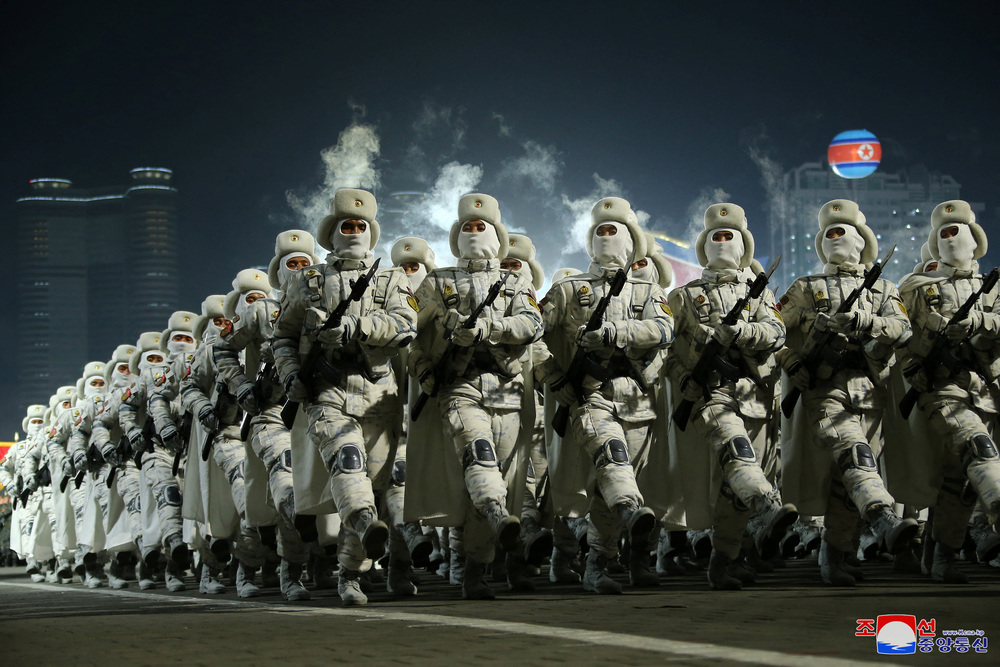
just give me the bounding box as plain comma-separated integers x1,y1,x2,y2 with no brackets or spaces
2,1,999,433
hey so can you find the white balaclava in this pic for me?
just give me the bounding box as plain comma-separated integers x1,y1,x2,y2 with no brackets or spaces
166,331,196,358
55,399,73,420
405,263,428,292
458,222,501,260
333,221,372,260
111,362,132,390
236,291,266,322
592,222,634,269
278,252,312,289
704,228,745,270
631,258,658,283
84,377,106,399
27,420,44,437
821,224,865,267
139,349,164,372
937,224,977,270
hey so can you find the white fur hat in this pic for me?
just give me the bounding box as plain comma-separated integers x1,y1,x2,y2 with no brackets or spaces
194,294,227,340
49,385,77,411
814,199,878,265
913,242,935,273
643,233,675,289
696,203,754,270
268,229,322,288
317,189,381,252
928,200,987,261
76,361,106,398
22,404,46,433
224,269,273,321
550,267,582,285
159,310,198,353
449,193,509,259
505,234,544,290
105,343,137,384
391,236,437,270
585,197,648,264
130,331,162,376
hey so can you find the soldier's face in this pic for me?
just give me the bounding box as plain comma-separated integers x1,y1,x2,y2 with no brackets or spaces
924,261,938,272
90,378,105,387
399,261,421,274
825,226,846,239
285,255,311,270
171,333,194,345
596,224,618,237
940,225,960,239
500,258,522,271
117,363,130,376
632,258,648,271
244,292,265,306
462,220,487,233
704,228,743,270
146,353,164,364
61,400,72,410
30,418,43,425
341,219,367,234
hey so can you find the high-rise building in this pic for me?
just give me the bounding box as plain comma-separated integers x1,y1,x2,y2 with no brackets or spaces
767,162,983,290
14,168,179,411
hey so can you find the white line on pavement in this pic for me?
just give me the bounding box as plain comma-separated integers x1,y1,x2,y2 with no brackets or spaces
0,581,897,667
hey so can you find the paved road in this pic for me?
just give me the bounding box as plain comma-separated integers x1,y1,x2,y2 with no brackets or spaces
1,559,996,665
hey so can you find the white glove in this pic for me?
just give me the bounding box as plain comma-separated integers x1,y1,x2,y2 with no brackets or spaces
577,322,617,349
450,318,490,347
712,321,746,347
829,311,874,336
317,316,357,350
418,369,436,395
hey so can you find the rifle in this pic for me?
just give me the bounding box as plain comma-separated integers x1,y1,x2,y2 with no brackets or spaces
673,256,781,431
200,383,234,462
780,246,896,419
552,265,631,437
898,267,1000,419
239,362,271,442
281,258,382,429
411,269,514,422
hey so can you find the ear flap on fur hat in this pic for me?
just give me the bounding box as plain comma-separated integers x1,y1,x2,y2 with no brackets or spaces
643,233,675,289
928,200,987,261
449,193,509,259
813,199,878,265
585,197,647,263
696,203,754,270
317,189,380,252
391,236,437,270
269,230,322,287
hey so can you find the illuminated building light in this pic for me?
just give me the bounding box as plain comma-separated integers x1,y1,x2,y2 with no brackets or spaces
16,194,124,203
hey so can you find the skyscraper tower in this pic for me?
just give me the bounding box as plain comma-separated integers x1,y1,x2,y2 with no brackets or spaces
14,168,179,411
767,162,983,289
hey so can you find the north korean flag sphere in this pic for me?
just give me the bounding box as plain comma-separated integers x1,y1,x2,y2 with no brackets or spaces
828,129,882,179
